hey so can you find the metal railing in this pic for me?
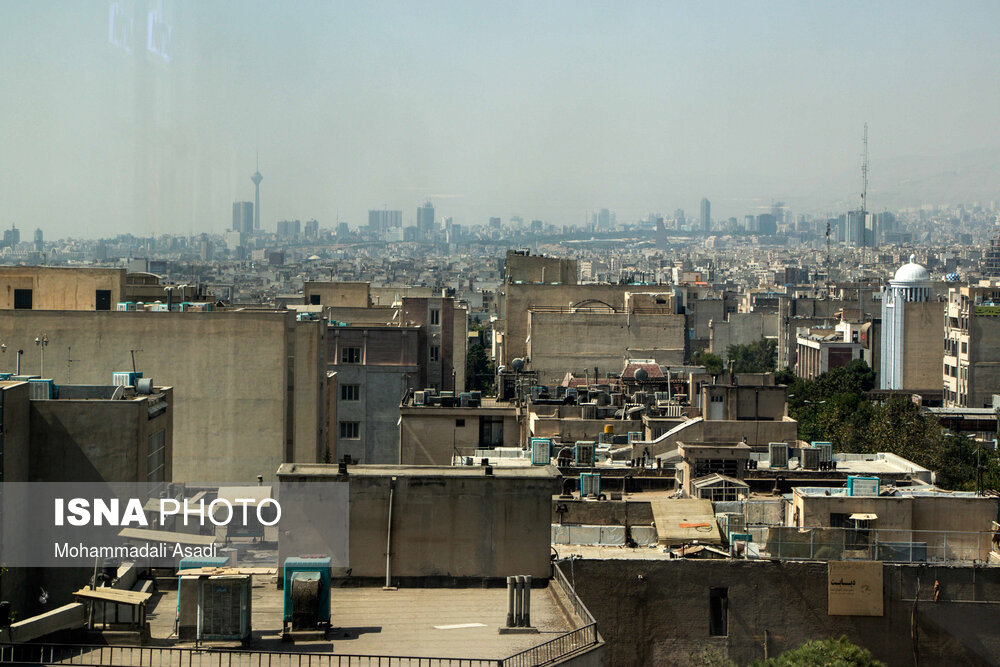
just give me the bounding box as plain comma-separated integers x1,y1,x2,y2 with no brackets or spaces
501,624,598,667
738,526,996,564
0,563,602,667
498,561,600,667
0,644,501,667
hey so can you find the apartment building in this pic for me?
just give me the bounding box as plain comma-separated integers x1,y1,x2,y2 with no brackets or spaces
943,284,1000,407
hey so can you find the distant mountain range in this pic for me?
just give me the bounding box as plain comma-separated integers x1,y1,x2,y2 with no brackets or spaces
795,148,1000,213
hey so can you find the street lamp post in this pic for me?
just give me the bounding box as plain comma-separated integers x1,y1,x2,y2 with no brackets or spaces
34,334,49,377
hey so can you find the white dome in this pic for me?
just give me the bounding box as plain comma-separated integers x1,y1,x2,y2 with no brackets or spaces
893,254,930,284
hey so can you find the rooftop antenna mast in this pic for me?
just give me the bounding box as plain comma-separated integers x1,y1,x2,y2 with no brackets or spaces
861,122,869,219
860,123,869,315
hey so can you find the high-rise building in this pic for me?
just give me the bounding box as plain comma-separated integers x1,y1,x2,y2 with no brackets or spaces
881,255,942,391
368,209,402,232
304,219,319,239
33,228,43,251
943,284,1000,408
2,225,20,248
199,234,213,261
701,198,711,233
251,159,263,231
984,229,1000,277
232,202,254,234
276,220,301,238
597,208,611,230
674,209,685,229
755,214,777,236
417,202,435,233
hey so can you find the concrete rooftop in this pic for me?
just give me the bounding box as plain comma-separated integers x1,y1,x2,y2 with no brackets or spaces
146,576,574,659
277,463,559,478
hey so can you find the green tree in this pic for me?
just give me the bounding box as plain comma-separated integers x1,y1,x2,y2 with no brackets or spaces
466,342,496,394
752,636,884,667
694,351,724,376
726,338,777,373
783,360,999,491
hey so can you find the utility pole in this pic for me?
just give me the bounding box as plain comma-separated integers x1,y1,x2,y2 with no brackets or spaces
66,346,81,384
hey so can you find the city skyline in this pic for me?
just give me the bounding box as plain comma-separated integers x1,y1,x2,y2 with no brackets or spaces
2,2,1000,238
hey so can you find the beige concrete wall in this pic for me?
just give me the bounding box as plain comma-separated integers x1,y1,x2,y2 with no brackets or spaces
968,315,1000,408
505,253,578,285
399,408,519,465
571,558,1000,667
795,493,995,561
530,416,642,442
369,286,436,306
796,494,913,530
278,466,559,580
527,311,685,385
304,281,370,307
0,382,31,617
903,301,944,390
326,306,397,325
710,312,778,355
0,267,125,310
0,310,321,482
350,471,556,579
644,417,797,457
500,284,662,367
28,389,173,483
453,305,468,392
293,320,327,465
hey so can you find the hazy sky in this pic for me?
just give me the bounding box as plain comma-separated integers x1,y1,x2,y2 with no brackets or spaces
2,1,999,238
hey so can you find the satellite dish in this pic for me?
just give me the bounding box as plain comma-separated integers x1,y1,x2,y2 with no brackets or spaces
511,358,525,372
634,368,649,382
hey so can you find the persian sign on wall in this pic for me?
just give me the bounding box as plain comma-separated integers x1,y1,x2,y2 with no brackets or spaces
828,560,883,616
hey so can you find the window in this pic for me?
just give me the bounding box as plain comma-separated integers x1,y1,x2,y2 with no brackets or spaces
709,588,728,636
95,289,112,310
694,458,739,478
13,289,31,310
479,416,503,447
339,421,360,439
147,430,166,482
455,418,465,427
341,347,361,364
309,293,321,305
429,345,440,362
340,384,360,401
430,308,440,325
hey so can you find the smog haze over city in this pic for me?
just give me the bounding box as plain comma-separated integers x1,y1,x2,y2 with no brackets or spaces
2,0,1000,237
8,3,1000,666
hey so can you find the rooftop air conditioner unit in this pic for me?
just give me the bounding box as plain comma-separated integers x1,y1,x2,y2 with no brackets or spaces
579,472,601,498
813,441,833,463
28,378,56,400
574,441,596,466
113,371,142,387
801,446,820,470
769,442,789,468
530,438,551,465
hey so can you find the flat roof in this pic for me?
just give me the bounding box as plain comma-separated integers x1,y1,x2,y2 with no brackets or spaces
277,463,559,479
147,578,574,658
794,486,980,498
753,452,929,475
